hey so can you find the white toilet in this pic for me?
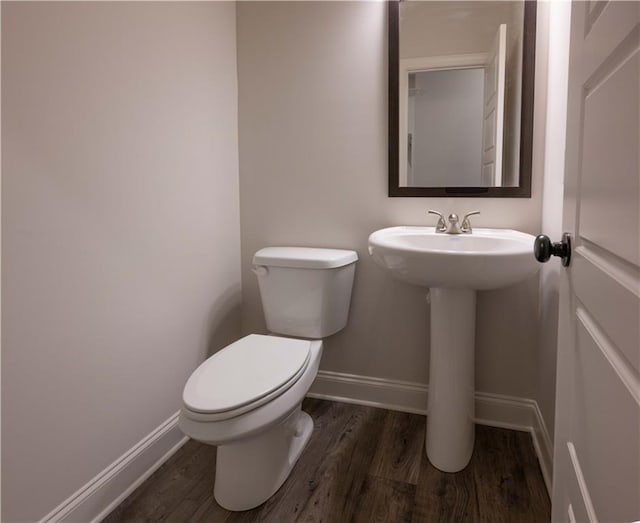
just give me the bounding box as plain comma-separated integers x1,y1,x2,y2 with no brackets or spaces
178,246,358,511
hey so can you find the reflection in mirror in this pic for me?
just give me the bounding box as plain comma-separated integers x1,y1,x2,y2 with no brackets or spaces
389,1,536,197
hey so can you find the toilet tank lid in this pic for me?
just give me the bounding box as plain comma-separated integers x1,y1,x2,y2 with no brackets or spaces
253,247,358,269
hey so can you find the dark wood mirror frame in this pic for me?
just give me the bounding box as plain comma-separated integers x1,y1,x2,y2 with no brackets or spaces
388,0,537,197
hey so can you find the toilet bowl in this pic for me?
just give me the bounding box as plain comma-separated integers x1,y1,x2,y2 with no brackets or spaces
178,247,357,511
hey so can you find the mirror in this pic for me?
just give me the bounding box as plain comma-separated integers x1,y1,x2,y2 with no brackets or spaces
388,1,536,197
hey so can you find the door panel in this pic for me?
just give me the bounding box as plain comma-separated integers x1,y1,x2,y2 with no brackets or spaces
573,312,640,521
579,47,639,265
553,2,640,522
572,251,640,372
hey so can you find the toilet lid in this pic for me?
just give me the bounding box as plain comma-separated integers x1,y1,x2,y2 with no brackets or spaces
182,334,311,414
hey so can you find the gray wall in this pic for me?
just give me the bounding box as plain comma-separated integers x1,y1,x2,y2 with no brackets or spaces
237,1,544,397
1,3,241,520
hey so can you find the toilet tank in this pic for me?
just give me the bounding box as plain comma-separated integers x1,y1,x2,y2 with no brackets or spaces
252,247,358,339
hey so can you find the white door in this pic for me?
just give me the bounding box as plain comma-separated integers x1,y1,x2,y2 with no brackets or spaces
552,2,640,522
481,23,506,186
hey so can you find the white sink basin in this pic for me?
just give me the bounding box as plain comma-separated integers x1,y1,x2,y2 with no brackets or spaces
368,226,539,290
367,225,540,473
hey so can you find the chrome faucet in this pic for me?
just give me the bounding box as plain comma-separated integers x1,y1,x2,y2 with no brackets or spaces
461,211,480,233
427,210,446,232
428,210,480,234
446,213,462,234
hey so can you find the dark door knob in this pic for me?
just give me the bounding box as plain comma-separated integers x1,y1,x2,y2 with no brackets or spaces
534,233,571,266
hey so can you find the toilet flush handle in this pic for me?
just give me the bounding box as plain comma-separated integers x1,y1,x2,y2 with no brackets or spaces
252,265,269,276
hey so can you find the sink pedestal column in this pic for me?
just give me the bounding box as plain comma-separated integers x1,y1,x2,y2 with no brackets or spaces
426,287,476,472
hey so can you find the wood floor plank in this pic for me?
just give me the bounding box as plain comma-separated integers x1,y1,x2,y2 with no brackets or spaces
293,404,387,521
370,410,424,485
104,400,550,523
472,425,550,523
104,439,216,523
413,445,478,523
102,440,200,522
161,463,216,523
351,476,415,523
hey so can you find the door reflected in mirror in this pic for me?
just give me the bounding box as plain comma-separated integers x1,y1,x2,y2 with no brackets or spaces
404,68,486,187
389,1,536,197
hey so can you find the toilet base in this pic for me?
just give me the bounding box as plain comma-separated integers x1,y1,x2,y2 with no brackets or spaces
213,405,313,511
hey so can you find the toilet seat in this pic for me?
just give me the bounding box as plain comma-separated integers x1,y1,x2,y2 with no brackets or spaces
182,334,311,421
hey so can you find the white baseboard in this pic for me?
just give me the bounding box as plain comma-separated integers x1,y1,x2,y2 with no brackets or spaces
308,370,553,495
308,369,429,415
40,412,188,523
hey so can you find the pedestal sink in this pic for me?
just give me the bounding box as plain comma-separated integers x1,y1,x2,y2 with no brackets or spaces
368,226,539,472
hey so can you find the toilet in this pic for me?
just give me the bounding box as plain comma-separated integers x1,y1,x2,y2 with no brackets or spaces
178,246,358,511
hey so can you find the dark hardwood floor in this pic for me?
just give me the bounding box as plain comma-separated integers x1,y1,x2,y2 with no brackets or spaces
104,399,550,522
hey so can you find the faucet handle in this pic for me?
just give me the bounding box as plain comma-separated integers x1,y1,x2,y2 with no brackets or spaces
461,211,480,233
428,210,446,232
